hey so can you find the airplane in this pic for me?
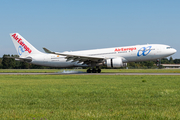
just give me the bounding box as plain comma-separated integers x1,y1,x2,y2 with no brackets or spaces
10,33,177,73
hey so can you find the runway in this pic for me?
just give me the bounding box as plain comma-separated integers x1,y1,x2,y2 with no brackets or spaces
0,72,180,75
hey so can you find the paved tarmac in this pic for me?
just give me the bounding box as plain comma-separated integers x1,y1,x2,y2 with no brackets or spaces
0,72,180,75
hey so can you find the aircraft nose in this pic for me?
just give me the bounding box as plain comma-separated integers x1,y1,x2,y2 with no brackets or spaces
173,48,177,53
172,48,177,54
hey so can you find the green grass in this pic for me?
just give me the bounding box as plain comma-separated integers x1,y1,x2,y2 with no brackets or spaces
0,68,180,73
0,75,180,119
0,69,59,73
101,69,180,73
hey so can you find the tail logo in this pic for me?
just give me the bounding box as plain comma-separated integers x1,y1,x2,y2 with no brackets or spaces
12,33,32,54
18,46,25,55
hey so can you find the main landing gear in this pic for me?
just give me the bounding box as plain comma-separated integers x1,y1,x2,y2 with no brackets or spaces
156,59,162,68
87,68,101,73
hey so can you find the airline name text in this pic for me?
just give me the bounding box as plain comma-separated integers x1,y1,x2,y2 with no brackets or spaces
115,47,136,52
12,33,32,53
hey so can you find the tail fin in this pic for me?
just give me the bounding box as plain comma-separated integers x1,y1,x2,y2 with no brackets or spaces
10,33,42,57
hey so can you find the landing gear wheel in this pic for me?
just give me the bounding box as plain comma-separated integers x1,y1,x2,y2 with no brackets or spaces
97,69,101,73
87,69,92,73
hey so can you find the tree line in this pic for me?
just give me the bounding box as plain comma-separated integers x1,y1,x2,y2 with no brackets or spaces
0,54,180,69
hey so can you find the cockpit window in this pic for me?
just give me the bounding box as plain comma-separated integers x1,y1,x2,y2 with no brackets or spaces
166,47,172,49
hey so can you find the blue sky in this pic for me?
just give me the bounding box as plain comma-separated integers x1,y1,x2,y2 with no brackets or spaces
1,0,180,58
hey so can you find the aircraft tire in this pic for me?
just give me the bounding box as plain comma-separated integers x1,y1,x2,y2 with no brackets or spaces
97,69,101,73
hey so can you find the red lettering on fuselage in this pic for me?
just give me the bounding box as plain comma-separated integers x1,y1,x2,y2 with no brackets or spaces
11,33,32,53
115,47,136,52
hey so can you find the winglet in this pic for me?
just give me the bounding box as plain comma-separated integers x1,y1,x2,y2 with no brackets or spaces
43,47,54,54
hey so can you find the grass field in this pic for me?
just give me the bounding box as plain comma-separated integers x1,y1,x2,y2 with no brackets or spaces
0,68,180,73
0,75,180,119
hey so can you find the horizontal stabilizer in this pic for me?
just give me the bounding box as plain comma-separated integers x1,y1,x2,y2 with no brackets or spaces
5,56,32,62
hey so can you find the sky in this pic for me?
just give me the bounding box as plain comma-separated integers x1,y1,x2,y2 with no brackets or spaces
0,0,180,59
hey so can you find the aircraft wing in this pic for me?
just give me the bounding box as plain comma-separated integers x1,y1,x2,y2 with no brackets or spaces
43,48,105,65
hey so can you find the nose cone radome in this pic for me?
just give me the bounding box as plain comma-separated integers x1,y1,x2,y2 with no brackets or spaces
173,48,177,54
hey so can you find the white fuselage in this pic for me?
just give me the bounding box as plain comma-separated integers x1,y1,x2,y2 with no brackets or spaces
29,44,176,67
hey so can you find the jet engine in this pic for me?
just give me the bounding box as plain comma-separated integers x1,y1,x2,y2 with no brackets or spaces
106,57,127,68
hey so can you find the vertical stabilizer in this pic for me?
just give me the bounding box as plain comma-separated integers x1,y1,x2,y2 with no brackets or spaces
10,33,42,57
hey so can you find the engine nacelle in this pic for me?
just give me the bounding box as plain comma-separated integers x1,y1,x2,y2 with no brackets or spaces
106,57,127,68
